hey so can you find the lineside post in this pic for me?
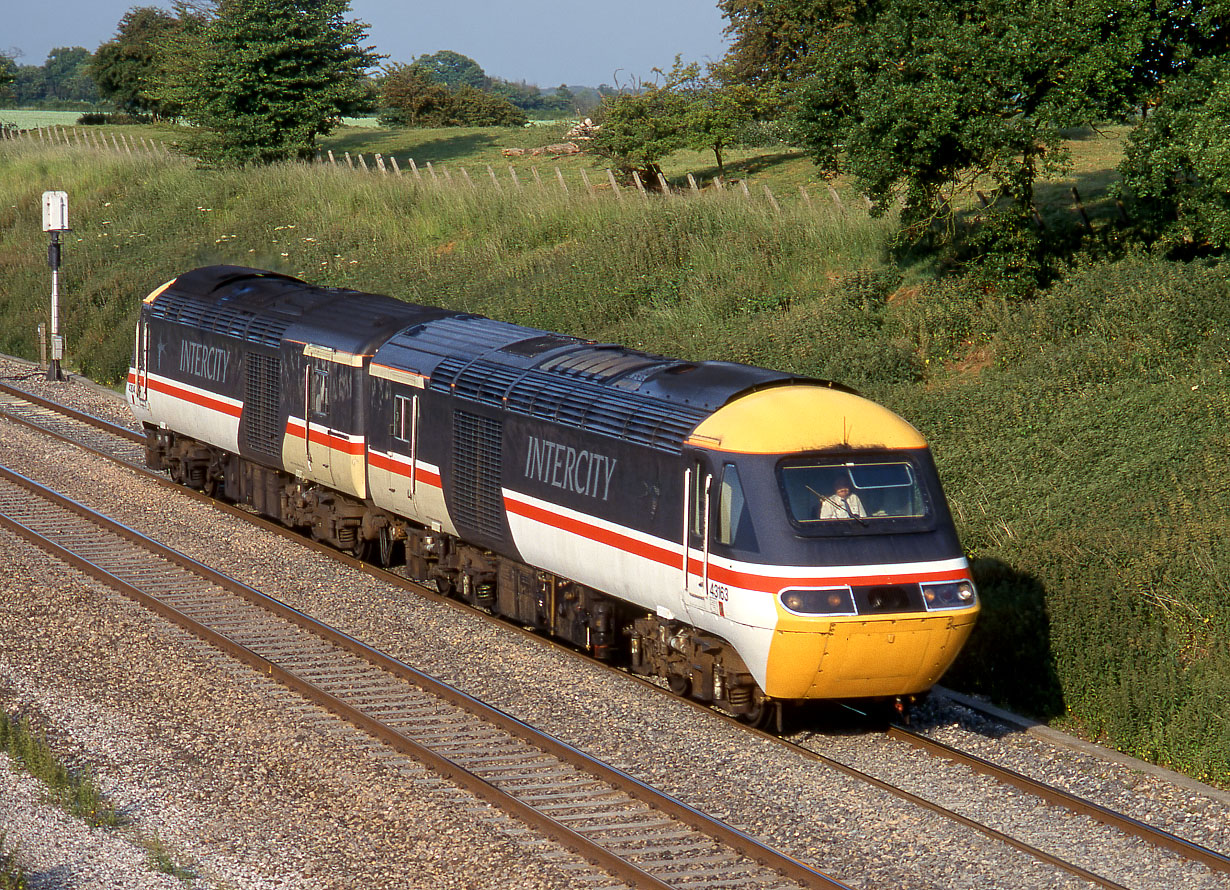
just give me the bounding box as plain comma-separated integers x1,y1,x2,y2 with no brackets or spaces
41,190,70,382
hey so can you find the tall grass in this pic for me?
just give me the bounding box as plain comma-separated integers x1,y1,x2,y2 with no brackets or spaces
0,139,895,385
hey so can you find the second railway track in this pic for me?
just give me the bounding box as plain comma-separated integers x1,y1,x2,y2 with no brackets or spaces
0,462,845,890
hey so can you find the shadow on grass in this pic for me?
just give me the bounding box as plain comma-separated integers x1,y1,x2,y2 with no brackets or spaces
943,557,1065,722
673,150,808,185
324,130,501,162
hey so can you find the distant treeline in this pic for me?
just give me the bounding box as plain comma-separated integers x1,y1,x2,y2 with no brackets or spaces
0,41,605,120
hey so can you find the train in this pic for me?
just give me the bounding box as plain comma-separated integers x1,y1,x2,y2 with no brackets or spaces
126,265,979,724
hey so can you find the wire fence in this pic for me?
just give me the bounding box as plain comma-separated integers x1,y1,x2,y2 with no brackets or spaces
3,123,868,215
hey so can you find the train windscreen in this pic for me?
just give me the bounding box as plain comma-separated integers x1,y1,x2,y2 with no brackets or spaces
778,460,927,525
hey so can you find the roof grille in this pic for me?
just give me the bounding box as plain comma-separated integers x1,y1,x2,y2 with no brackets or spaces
149,290,289,348
433,358,706,453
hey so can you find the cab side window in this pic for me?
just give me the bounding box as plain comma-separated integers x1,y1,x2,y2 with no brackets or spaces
309,366,329,417
716,463,758,552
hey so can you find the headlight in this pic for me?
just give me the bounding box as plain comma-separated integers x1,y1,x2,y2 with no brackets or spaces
920,580,977,610
780,587,857,616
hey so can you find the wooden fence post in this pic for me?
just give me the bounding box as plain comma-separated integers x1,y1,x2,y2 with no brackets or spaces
375,153,387,174
487,164,500,189
461,167,475,188
739,179,751,198
508,166,522,189
606,169,622,202
555,167,568,193
763,184,781,214
1071,186,1093,233
799,185,811,207
579,168,593,196
827,185,843,209
656,172,673,197
531,166,543,189
632,170,647,197
714,176,724,191
687,173,699,192
390,157,402,176
409,158,422,180
327,150,336,165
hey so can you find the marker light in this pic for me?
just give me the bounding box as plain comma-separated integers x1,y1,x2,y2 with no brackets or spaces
780,587,857,616
920,580,977,610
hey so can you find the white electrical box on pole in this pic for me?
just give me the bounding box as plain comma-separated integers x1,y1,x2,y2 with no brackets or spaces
41,190,69,382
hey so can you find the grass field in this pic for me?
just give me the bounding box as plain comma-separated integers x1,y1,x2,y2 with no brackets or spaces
1,125,1226,787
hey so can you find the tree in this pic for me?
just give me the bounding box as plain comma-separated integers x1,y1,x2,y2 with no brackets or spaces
717,0,853,85
379,62,526,127
158,0,381,164
591,74,692,182
791,0,1161,255
412,50,489,90
41,47,99,103
0,53,16,106
1119,55,1230,252
90,6,189,118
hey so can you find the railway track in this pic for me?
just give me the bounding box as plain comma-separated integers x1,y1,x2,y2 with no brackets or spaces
2,376,1228,890
0,461,846,890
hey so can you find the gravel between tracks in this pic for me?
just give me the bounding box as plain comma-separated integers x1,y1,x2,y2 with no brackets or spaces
1,357,1228,890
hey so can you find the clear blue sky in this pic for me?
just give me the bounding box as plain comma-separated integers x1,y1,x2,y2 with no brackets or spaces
3,1,731,87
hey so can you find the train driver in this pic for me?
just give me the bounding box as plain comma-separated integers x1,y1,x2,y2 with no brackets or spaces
819,478,866,520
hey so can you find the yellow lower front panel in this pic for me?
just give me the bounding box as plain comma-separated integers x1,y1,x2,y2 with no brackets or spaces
763,613,977,700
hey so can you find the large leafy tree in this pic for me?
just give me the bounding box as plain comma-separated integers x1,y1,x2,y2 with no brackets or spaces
158,0,380,164
0,54,17,106
379,62,526,127
792,0,1159,248
1116,2,1230,251
90,6,190,118
41,47,100,103
717,0,853,85
412,50,489,90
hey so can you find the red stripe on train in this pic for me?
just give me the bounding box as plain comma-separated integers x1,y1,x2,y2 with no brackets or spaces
367,450,443,489
127,371,242,419
284,419,365,456
505,493,969,594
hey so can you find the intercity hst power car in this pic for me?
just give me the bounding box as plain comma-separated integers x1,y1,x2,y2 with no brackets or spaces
128,266,979,724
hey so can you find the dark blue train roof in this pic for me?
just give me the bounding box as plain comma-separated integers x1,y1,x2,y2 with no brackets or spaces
146,266,455,355
376,310,831,453
151,266,845,453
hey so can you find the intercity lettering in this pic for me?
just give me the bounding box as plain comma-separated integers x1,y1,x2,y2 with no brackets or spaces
179,341,230,383
524,435,617,501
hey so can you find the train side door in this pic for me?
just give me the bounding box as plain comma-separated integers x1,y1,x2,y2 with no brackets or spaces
303,358,334,484
389,391,420,499
682,453,713,608
134,320,150,404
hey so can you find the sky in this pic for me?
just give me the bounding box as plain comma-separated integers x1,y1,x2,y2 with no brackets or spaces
3,1,732,88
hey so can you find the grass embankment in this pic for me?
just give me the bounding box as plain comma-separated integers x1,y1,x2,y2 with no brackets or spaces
1,133,1227,786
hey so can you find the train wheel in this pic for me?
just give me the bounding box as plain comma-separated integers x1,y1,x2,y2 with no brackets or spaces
738,691,778,730
668,674,691,697
377,526,402,568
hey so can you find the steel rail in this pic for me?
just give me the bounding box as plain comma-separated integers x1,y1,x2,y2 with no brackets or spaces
0,463,850,890
886,724,1230,875
0,380,144,443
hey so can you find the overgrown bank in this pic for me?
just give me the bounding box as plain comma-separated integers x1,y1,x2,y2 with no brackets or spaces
2,141,1226,786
